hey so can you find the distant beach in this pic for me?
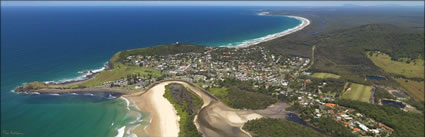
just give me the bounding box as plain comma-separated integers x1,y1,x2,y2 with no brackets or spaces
225,14,310,48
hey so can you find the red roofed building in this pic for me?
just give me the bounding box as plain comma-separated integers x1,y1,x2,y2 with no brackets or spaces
379,123,394,132
305,79,312,84
325,103,336,108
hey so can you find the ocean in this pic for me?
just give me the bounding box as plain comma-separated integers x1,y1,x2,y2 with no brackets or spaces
1,5,301,137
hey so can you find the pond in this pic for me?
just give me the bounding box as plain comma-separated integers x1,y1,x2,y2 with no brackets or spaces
367,75,386,80
286,113,307,125
391,91,409,98
382,100,406,108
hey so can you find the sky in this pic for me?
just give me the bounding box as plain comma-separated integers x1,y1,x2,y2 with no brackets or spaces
1,1,424,7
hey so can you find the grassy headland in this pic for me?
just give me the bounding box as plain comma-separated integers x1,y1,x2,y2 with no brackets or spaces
71,65,161,88
109,44,206,66
23,81,48,89
18,44,206,92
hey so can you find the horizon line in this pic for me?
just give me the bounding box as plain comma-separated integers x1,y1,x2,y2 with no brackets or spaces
1,1,424,7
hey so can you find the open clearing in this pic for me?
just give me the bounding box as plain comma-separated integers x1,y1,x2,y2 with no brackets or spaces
367,52,424,78
342,83,372,103
311,72,341,79
394,77,424,101
208,87,229,100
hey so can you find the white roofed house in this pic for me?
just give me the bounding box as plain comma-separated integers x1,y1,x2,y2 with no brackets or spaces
356,121,369,132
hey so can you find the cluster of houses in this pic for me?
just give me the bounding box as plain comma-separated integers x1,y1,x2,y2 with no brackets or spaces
125,46,310,88
279,80,394,137
321,103,394,136
115,45,396,137
102,77,157,89
103,79,128,88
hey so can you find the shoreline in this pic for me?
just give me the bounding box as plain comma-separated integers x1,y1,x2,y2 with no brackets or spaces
47,62,109,86
13,15,310,93
16,79,291,137
223,15,310,48
11,14,310,137
124,82,180,137
124,81,289,137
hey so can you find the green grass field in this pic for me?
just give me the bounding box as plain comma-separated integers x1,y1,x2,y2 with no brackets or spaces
73,63,162,88
394,77,424,101
23,81,48,89
207,87,228,99
311,73,341,79
342,83,372,103
367,52,424,78
194,82,209,87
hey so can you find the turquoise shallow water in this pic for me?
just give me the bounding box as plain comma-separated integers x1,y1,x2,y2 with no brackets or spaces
1,5,301,137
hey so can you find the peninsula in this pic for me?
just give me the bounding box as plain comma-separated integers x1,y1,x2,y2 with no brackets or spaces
13,13,425,137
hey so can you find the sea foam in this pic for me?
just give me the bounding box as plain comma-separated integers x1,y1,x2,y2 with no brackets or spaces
220,14,307,48
48,62,108,84
120,97,145,137
48,93,60,96
115,126,125,137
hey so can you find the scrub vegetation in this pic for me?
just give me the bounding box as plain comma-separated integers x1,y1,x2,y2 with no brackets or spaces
163,83,202,137
311,73,341,79
243,118,326,137
393,77,425,101
367,52,424,78
211,79,277,110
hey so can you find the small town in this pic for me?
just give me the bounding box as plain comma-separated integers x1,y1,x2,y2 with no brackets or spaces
104,46,308,89
4,2,424,137
98,45,400,137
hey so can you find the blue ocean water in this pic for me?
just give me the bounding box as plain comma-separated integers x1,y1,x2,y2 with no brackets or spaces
1,5,301,137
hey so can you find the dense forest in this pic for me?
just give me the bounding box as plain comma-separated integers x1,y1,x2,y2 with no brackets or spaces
163,83,203,137
216,79,277,109
312,24,424,84
259,21,424,85
336,99,424,137
309,117,358,137
243,118,327,137
405,98,425,112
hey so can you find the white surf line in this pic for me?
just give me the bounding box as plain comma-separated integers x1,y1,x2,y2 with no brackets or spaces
222,15,310,48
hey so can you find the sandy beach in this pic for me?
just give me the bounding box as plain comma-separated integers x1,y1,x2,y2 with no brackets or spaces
15,15,310,137
124,82,180,137
229,15,310,48
125,80,289,137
